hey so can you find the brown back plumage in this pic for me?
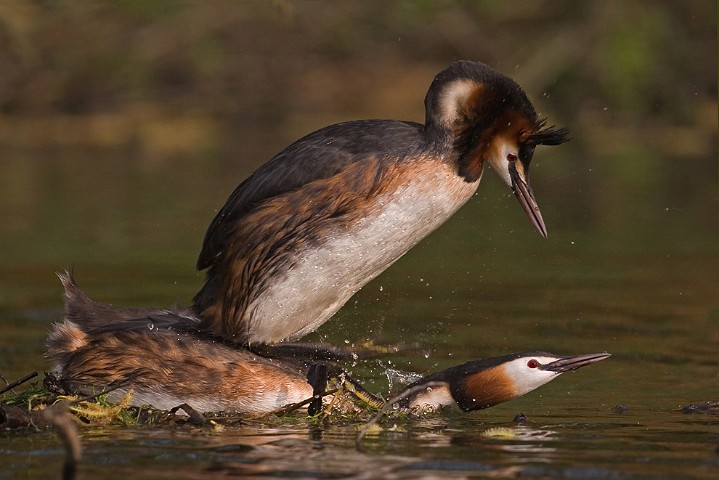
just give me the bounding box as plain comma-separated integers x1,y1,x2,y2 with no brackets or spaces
46,272,321,413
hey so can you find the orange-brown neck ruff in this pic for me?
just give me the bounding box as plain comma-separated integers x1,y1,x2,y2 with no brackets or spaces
400,365,517,413
452,365,516,411
402,353,530,412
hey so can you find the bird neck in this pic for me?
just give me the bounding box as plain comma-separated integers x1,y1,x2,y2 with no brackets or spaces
449,365,517,412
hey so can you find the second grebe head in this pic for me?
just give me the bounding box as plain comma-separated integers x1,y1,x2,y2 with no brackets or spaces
405,351,611,412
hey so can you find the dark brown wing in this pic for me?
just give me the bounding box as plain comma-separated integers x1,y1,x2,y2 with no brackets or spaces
196,119,425,270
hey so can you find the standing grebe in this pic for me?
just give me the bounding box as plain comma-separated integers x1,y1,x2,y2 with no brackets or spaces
47,274,608,414
193,60,569,345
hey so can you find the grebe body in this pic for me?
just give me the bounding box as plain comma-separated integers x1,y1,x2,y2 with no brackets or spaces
235,147,479,344
194,61,569,345
47,274,314,413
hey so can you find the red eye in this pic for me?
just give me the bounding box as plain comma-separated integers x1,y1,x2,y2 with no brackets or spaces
527,359,539,368
507,153,518,162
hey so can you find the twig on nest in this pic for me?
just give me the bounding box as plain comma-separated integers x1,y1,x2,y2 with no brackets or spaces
170,403,206,425
270,388,339,417
69,381,132,405
356,381,446,450
0,371,38,395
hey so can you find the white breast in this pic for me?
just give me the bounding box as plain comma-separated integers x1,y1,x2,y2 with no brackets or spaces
407,382,456,411
245,162,481,343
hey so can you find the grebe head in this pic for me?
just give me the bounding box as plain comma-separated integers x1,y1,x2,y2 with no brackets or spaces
406,351,611,412
499,352,611,396
424,61,569,238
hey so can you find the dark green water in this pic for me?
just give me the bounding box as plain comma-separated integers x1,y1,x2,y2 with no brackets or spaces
1,142,717,478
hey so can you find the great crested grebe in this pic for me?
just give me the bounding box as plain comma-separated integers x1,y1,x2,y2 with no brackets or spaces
47,274,608,414
192,60,569,345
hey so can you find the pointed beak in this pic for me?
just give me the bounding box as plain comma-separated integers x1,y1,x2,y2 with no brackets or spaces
543,353,611,373
509,161,547,238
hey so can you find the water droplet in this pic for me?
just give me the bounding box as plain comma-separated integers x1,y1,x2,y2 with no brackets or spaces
147,322,155,330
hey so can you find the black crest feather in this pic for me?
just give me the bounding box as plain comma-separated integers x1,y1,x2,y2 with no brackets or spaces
528,119,570,146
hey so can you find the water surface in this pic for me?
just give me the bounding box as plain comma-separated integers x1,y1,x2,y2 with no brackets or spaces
1,146,717,479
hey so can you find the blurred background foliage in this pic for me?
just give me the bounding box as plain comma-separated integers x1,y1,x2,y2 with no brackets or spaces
0,0,715,153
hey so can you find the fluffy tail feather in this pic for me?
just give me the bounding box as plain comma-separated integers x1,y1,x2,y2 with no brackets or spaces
56,271,193,330
46,320,88,372
47,271,200,369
